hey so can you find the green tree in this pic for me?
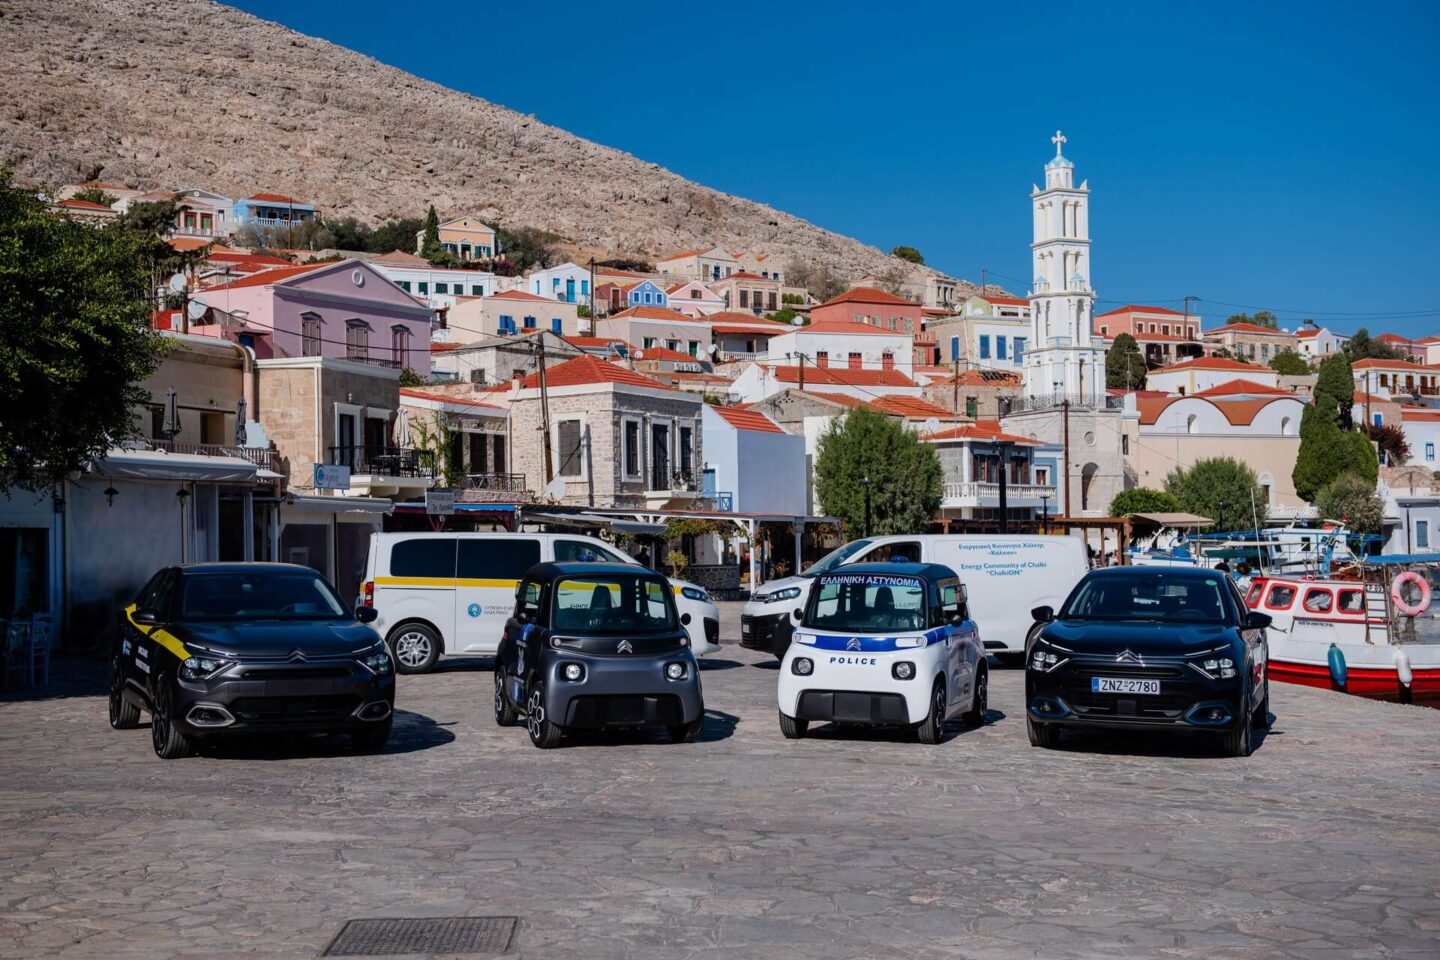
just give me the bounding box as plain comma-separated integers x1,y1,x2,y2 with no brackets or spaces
1363,421,1411,464
814,407,942,537
1268,350,1310,376
494,224,561,272
1164,458,1268,531
766,306,802,325
420,204,442,260
1315,474,1385,535
366,217,425,254
1225,310,1279,329
1346,326,1408,362
1294,353,1377,501
891,245,925,265
1110,487,1182,517
1105,332,1148,390
0,169,169,493
70,186,117,206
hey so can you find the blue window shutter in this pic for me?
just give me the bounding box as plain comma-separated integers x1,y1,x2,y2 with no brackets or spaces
552,318,562,334
1015,338,1025,361
979,335,991,360
950,337,959,362
997,336,1007,360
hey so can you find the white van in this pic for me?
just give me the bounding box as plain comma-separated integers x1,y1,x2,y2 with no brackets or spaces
742,535,1089,661
360,532,721,672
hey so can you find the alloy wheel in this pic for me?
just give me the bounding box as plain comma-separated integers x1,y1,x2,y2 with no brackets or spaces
526,687,544,741
393,631,431,669
151,681,171,753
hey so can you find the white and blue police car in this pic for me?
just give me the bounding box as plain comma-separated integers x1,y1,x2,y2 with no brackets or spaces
777,563,987,744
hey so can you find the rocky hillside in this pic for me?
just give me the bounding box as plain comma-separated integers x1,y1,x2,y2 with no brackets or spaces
1,0,972,292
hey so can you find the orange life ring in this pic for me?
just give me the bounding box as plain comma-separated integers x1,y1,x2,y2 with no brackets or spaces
1391,571,1431,617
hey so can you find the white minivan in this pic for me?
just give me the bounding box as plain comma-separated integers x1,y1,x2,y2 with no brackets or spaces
742,534,1089,661
359,532,721,672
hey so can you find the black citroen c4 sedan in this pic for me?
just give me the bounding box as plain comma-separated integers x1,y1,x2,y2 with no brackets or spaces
109,563,395,759
1026,566,1271,756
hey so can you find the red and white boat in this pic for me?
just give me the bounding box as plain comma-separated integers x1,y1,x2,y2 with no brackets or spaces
1244,573,1440,704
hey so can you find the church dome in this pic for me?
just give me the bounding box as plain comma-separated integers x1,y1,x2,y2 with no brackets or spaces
1046,153,1074,169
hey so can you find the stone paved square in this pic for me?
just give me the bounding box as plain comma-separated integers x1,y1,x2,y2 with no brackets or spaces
2,604,1438,959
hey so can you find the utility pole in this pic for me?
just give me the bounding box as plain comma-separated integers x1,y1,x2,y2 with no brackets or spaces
952,358,960,414
796,352,805,391
536,339,554,483
997,441,1010,534
1061,398,1072,518
587,256,597,325
980,268,987,297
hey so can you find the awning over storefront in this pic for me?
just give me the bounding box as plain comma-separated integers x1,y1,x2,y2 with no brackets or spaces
285,494,395,515
524,510,667,536
93,449,258,483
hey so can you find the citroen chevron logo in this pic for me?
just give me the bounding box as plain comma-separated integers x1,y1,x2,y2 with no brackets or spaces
288,649,308,663
617,640,634,654
847,638,862,651
1116,649,1143,665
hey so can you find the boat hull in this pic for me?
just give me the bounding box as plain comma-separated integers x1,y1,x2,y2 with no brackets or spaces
1268,643,1440,705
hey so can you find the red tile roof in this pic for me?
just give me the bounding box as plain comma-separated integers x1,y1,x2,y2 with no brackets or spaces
607,306,700,322
1150,356,1270,375
770,365,917,388
204,249,292,266
201,261,331,291
430,342,462,353
489,289,556,302
1192,379,1293,398
868,395,960,419
711,406,786,434
1350,358,1436,371
981,295,1030,307
1377,333,1416,345
785,320,911,337
399,388,502,409
657,247,714,261
928,369,1024,387
924,420,1041,445
706,311,789,326
518,355,674,391
247,193,308,204
1294,328,1321,339
1135,394,1297,427
1096,304,1186,318
634,344,702,363
820,287,918,308
57,198,113,211
563,336,628,351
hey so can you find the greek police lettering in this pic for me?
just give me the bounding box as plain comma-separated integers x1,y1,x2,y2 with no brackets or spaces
819,574,922,588
828,655,877,665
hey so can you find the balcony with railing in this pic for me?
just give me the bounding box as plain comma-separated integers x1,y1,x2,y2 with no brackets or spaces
942,480,1056,507
329,445,435,497
1002,393,1125,415
147,438,281,476
458,472,529,503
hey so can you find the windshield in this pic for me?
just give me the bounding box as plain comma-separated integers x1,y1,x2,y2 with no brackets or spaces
552,575,677,634
1060,573,1230,624
806,574,927,632
803,539,874,578
178,569,350,621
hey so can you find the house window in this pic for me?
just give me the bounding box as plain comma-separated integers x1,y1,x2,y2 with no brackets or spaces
552,318,563,334
881,353,894,371
391,325,412,366
523,316,537,329
301,313,321,357
1162,324,1170,335
1427,443,1435,462
1014,337,1026,361
345,320,371,361
997,337,1008,360
848,352,862,369
678,425,694,482
767,292,777,311
471,284,485,296
435,282,448,294
691,289,701,299
1035,466,1050,485
499,315,516,334
643,337,657,349
688,341,699,357
667,339,681,352
418,282,429,295
623,420,641,478
556,420,583,478
1418,520,1431,550
1099,325,1107,335
816,351,828,367
950,336,960,362
397,280,411,292
1122,434,1130,454
739,289,750,309
979,335,991,359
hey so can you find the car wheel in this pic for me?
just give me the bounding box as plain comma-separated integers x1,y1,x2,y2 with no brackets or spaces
1027,715,1059,749
352,716,393,752
1253,679,1270,728
778,710,808,739
388,623,440,674
525,678,563,749
109,655,140,730
493,670,519,726
668,717,704,743
916,678,947,745
962,666,988,728
150,672,194,760
1221,687,1254,757
773,630,793,660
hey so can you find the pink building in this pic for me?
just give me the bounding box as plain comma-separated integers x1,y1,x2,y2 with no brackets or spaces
195,259,434,375
1094,304,1200,340
810,287,925,334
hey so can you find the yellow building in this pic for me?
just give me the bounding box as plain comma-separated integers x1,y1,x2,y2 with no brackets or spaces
415,216,497,261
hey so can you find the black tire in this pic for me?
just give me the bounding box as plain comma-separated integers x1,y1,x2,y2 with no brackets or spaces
352,716,393,752
387,622,440,674
916,679,947,745
962,666,988,728
778,710,807,739
1027,715,1060,749
150,672,194,760
1221,687,1254,757
109,655,140,730
773,628,794,660
493,669,518,726
994,651,1026,669
1253,679,1270,728
525,678,563,749
668,717,704,743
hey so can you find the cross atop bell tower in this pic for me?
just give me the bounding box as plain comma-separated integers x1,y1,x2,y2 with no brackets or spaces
1051,130,1066,155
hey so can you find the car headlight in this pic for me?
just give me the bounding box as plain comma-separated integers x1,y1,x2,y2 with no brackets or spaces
758,586,802,604
1029,641,1066,673
1191,656,1237,680
179,656,233,681
791,657,814,676
561,662,585,682
681,586,710,602
664,661,688,680
361,648,392,675
892,661,916,680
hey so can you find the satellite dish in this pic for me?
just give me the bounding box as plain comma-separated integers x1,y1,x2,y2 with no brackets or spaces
544,477,568,500
167,273,188,294
186,300,208,322
791,317,803,326
633,349,645,360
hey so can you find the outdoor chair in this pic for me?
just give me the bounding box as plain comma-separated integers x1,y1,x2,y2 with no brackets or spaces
27,620,51,687
4,620,29,689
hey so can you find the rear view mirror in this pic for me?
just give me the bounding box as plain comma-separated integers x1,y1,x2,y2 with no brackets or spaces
680,612,692,626
1245,611,1272,630
1031,605,1054,623
355,606,378,624
133,608,160,626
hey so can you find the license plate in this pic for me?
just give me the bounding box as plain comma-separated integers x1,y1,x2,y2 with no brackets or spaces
1091,677,1160,695
741,623,751,634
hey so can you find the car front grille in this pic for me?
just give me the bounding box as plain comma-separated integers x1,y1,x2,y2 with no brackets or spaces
230,695,360,723
703,618,719,647
239,667,352,681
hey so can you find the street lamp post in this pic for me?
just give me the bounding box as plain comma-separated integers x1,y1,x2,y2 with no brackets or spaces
861,476,873,539
996,441,1010,534
1040,491,1052,533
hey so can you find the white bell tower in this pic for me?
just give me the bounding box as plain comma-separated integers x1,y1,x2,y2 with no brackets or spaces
1023,131,1105,402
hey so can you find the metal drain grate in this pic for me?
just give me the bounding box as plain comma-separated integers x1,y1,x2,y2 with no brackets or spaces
323,916,516,956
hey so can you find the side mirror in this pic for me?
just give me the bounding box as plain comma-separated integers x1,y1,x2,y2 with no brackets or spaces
133,608,161,626
516,610,529,625
680,612,692,626
1245,611,1272,630
1031,605,1054,623
355,606,378,624
948,612,964,627
792,608,804,621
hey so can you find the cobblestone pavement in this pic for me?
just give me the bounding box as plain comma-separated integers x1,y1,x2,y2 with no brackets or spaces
2,602,1438,959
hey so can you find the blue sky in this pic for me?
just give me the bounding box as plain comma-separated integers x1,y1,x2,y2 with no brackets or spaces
231,1,1440,334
